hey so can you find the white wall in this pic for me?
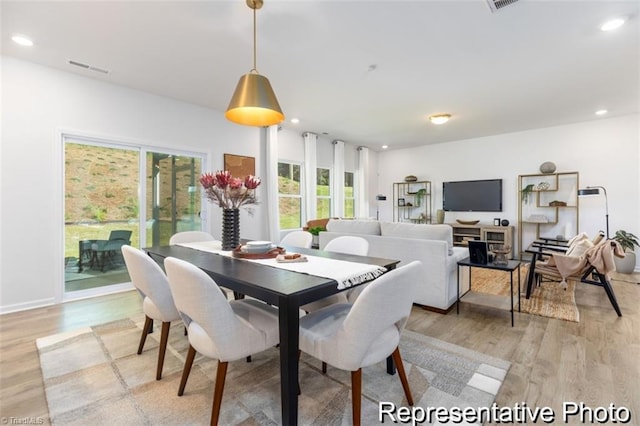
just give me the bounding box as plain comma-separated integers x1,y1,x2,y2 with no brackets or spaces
0,57,269,312
2,56,637,313
377,114,640,269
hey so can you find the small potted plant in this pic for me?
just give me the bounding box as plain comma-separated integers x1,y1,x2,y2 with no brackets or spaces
613,230,639,274
308,226,325,247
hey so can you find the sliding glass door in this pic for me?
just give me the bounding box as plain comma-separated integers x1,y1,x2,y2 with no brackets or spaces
63,136,204,296
145,153,202,247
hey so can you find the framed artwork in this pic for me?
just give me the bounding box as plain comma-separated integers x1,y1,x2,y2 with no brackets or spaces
224,154,255,178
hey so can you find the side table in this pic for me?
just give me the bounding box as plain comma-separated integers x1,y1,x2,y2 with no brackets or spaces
457,257,521,326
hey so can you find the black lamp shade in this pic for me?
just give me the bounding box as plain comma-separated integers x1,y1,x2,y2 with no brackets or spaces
578,188,600,196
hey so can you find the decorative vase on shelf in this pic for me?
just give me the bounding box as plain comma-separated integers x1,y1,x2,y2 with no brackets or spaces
539,161,556,174
222,208,240,251
436,209,445,224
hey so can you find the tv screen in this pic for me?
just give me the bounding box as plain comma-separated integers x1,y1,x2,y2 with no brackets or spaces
443,179,503,212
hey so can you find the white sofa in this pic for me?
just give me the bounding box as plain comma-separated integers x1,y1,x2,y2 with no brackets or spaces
319,219,468,311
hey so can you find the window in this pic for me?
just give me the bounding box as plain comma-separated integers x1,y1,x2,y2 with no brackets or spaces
316,167,331,218
278,161,302,229
64,137,204,296
344,171,355,218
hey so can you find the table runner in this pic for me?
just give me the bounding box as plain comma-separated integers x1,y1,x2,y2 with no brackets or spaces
176,241,387,290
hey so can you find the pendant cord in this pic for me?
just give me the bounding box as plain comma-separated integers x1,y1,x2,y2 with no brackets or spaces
252,4,257,73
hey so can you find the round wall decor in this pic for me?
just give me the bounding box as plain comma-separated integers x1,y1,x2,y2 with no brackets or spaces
501,219,510,226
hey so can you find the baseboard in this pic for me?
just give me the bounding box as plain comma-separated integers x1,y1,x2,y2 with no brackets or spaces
0,297,56,315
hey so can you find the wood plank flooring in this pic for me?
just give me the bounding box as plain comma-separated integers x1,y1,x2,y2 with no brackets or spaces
1,279,638,425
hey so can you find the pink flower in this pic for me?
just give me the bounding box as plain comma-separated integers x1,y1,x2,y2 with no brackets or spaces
199,172,216,189
229,177,243,189
200,170,261,209
214,170,232,188
244,175,261,189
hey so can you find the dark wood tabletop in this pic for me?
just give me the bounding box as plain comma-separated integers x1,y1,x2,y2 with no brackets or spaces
144,244,400,426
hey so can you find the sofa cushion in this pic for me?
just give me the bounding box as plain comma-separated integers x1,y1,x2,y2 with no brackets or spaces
326,219,381,235
380,222,453,254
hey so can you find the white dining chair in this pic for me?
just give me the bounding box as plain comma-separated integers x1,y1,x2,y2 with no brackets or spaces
279,230,313,249
163,257,280,426
300,235,371,373
301,236,370,312
299,261,421,426
121,245,182,380
169,231,216,245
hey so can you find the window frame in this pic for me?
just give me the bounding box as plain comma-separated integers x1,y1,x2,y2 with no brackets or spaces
277,160,304,230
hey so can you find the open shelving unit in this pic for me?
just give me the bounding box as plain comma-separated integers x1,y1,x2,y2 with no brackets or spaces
517,171,579,259
392,181,432,224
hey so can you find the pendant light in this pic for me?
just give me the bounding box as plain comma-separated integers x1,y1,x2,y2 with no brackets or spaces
225,0,284,127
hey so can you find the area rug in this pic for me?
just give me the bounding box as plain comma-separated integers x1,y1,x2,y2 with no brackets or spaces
37,316,510,425
469,265,580,322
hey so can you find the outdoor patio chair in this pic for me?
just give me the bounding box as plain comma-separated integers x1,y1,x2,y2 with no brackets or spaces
90,230,132,272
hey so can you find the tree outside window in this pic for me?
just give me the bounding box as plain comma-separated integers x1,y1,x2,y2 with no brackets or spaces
344,171,355,218
317,167,331,218
278,162,302,229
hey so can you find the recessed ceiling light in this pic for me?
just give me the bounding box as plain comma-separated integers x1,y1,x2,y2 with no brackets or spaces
595,109,608,116
381,145,388,149
428,114,451,125
600,18,625,32
11,34,34,47
290,118,300,124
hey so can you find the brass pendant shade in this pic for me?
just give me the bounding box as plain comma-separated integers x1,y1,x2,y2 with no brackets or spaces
225,0,284,127
225,73,284,126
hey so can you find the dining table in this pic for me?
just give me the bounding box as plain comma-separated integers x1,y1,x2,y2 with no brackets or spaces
144,244,400,425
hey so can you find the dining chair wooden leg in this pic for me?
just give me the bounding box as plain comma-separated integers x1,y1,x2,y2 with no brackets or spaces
211,361,228,426
156,321,171,380
351,369,362,426
178,345,197,396
392,347,414,405
137,315,153,355
322,361,327,374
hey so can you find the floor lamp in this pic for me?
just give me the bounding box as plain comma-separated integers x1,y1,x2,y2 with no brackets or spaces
376,194,386,220
578,186,609,239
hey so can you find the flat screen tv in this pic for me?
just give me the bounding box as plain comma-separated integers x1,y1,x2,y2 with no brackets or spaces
443,179,503,212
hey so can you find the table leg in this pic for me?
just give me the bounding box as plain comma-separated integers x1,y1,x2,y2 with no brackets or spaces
456,265,460,314
386,356,396,375
525,254,537,299
517,265,521,312
510,271,514,327
279,297,299,426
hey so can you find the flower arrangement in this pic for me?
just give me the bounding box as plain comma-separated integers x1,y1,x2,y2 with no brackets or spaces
199,171,261,209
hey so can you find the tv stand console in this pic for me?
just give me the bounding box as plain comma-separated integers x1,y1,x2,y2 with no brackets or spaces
448,223,514,259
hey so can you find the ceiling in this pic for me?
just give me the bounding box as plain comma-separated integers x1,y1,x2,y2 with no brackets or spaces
2,1,638,151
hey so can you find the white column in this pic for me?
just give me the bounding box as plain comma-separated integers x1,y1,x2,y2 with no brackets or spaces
357,146,369,219
303,132,317,222
332,140,345,218
265,125,280,242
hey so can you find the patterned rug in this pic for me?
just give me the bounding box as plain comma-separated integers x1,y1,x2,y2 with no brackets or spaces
37,315,510,425
470,265,580,322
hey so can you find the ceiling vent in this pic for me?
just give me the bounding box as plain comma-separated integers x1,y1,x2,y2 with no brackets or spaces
486,0,520,13
67,60,110,75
